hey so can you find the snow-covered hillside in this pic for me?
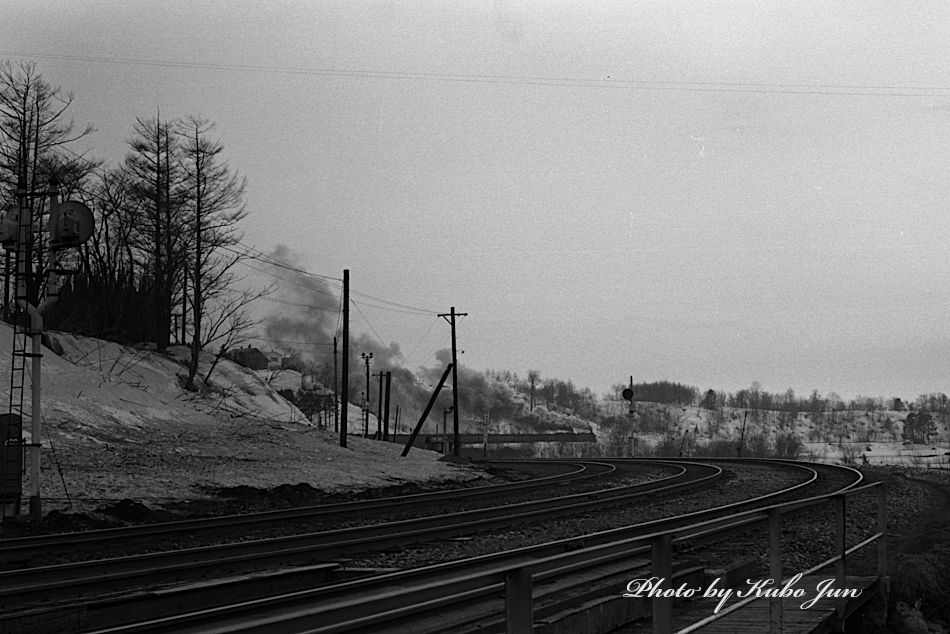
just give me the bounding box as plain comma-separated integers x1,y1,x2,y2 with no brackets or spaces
596,399,950,467
0,324,479,515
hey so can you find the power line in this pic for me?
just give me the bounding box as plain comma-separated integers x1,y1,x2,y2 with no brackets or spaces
232,257,341,298
7,49,950,98
349,288,439,316
225,244,341,284
418,331,453,367
349,298,408,367
227,244,439,316
258,294,336,310
402,316,440,367
231,242,342,282
248,337,332,347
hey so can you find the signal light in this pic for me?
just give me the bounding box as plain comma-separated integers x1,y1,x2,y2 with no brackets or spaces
49,201,93,249
0,207,18,250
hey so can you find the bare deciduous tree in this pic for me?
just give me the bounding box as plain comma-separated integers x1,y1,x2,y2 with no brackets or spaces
177,116,269,388
124,112,187,351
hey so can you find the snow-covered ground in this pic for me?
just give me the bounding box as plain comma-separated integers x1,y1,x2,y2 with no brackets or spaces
0,324,480,515
596,400,950,469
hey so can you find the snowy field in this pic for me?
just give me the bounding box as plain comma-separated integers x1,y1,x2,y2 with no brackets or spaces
801,441,950,469
0,325,481,515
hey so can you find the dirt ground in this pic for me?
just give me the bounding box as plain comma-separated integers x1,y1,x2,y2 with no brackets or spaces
850,468,950,633
2,417,489,537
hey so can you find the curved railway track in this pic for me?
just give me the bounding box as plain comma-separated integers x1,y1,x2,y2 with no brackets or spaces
2,459,863,634
0,460,698,610
0,459,614,566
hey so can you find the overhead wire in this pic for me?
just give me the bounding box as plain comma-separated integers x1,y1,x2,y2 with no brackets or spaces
349,298,409,367
248,337,332,347
258,294,335,310
7,49,950,98
230,242,341,282
225,243,439,316
349,288,439,316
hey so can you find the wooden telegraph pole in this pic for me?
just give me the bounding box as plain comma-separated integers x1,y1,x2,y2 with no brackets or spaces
375,371,384,438
340,270,349,448
333,336,338,433
383,372,392,441
439,307,467,457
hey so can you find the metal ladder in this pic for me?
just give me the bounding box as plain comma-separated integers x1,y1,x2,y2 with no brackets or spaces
2,194,34,518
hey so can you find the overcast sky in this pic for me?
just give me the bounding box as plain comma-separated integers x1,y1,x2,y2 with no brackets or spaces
3,1,950,401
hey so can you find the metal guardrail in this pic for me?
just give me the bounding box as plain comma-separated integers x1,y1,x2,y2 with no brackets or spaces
671,481,886,634
502,480,887,634
296,478,884,634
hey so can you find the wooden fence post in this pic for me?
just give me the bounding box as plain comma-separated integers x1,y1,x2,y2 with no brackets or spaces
768,507,783,633
652,533,673,634
506,567,533,634
877,484,887,578
834,494,847,627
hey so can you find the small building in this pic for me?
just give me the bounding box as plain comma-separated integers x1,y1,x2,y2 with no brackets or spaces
264,350,284,371
227,346,269,371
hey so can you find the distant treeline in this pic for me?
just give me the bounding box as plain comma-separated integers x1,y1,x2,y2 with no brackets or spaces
484,369,599,421
617,378,949,418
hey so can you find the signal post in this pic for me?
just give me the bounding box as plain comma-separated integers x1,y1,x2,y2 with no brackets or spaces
0,177,93,521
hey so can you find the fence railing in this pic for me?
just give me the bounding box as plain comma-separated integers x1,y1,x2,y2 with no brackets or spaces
671,481,886,634
500,481,886,634
309,478,886,634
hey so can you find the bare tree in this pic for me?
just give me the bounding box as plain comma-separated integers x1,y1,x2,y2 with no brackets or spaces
177,116,266,388
527,369,540,411
124,111,187,351
0,59,96,305
199,288,271,385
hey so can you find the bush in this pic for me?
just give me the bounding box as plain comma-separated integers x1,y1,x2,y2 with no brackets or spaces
692,439,740,457
774,432,803,459
651,437,680,457
742,432,771,457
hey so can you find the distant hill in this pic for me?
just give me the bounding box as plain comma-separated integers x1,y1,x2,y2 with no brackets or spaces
593,398,950,467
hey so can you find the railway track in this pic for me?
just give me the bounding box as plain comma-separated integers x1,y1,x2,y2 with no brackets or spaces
0,460,698,606
0,459,614,567
0,459,705,631
2,459,861,633
96,460,862,634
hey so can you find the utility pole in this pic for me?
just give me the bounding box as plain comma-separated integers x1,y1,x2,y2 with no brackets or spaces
375,371,384,438
383,372,392,441
333,336,338,433
340,270,349,448
738,411,748,457
442,406,454,454
439,307,467,457
361,352,373,437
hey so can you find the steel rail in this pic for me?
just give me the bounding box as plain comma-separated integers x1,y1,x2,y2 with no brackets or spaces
84,460,862,633
0,459,612,562
0,460,689,608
